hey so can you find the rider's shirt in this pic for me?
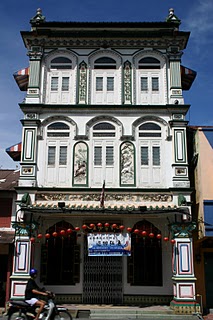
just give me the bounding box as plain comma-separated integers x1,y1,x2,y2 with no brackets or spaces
25,278,40,300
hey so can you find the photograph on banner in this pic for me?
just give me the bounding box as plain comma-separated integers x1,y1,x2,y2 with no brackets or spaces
87,233,131,256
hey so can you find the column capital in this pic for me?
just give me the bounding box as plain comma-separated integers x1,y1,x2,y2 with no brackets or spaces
169,221,196,238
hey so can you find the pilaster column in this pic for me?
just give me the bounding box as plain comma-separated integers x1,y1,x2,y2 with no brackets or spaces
26,47,43,104
169,222,199,314
169,119,190,188
19,116,41,187
168,51,184,105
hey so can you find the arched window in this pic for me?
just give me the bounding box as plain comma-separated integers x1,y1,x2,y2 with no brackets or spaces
135,55,164,105
40,221,80,285
94,57,116,69
50,57,72,69
138,57,160,69
127,220,162,286
138,122,162,187
45,121,71,187
91,121,118,187
46,53,76,104
90,53,121,104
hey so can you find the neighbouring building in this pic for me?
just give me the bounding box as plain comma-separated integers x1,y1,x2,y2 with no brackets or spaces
188,127,213,313
0,170,19,306
10,8,198,313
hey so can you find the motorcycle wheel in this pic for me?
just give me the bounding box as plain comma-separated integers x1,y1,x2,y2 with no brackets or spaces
8,311,27,320
54,310,72,320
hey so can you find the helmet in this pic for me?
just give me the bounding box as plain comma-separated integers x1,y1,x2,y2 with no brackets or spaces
30,268,38,277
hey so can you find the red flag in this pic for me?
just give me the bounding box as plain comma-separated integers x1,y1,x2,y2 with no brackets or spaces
100,180,105,207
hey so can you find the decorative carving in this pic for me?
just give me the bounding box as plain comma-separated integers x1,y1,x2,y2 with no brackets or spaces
78,61,87,104
120,142,135,185
73,142,88,185
123,61,132,104
169,222,196,238
36,193,173,202
25,113,37,120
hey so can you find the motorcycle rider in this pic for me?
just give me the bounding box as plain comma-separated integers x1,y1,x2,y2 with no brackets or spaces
25,268,48,320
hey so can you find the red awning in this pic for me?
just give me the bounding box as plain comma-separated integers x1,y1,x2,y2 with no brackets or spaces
6,142,22,161
181,65,197,90
13,67,29,91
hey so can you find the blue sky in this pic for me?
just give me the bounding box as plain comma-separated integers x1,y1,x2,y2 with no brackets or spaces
0,0,213,168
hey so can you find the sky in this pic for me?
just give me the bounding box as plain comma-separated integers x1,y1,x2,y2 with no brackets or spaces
0,0,213,169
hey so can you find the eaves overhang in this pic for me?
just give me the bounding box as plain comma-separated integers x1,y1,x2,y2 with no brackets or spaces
21,202,190,218
19,103,191,115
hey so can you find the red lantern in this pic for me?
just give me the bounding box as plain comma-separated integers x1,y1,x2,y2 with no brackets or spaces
134,229,140,234
60,230,66,236
52,231,58,237
37,233,43,239
156,234,162,240
127,227,132,233
30,237,35,243
171,239,176,245
97,223,102,228
104,222,110,228
163,237,169,242
141,230,147,237
90,223,95,229
82,224,87,230
45,233,50,239
149,232,154,238
75,227,80,232
112,224,117,229
67,228,72,234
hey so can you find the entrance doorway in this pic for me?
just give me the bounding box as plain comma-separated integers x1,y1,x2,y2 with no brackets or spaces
83,237,123,304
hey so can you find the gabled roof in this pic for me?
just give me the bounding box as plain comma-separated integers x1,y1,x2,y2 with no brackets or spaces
0,170,20,191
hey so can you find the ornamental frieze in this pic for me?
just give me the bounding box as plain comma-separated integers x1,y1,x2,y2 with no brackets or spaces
36,193,173,202
27,38,185,49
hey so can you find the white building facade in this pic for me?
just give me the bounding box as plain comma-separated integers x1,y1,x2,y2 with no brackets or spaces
11,8,198,314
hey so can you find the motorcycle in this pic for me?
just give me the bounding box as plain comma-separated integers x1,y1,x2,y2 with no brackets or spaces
7,292,72,320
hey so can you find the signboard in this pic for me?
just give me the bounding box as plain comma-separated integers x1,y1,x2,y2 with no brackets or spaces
87,233,131,256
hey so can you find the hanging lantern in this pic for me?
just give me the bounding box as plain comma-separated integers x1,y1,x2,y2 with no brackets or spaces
149,232,154,238
37,233,43,239
60,230,66,236
141,230,147,237
156,234,162,240
163,236,169,242
52,231,58,237
45,233,50,239
171,239,175,245
90,223,95,229
30,237,35,243
134,229,140,234
82,224,87,230
97,223,102,228
104,222,110,228
67,228,72,234
119,225,125,231
75,227,80,232
112,223,117,229
127,227,132,233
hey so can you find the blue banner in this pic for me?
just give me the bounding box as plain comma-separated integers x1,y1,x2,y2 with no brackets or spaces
87,233,131,256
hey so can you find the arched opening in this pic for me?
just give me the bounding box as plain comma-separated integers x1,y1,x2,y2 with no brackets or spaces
127,220,162,286
40,221,80,285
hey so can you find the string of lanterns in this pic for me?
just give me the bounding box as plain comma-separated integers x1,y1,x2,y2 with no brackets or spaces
30,222,175,244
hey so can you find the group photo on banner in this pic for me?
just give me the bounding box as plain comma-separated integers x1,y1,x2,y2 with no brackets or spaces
87,233,131,256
